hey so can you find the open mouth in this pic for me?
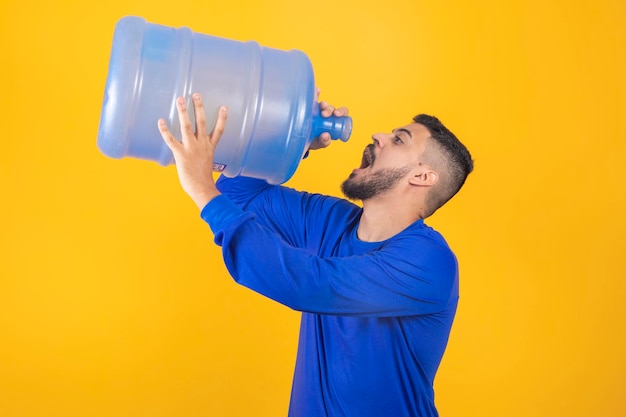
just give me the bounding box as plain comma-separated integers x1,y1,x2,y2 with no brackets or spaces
359,145,374,169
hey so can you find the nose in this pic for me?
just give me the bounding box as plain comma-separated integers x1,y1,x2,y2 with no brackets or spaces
371,132,392,147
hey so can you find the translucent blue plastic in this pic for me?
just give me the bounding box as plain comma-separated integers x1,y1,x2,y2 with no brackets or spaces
97,16,352,184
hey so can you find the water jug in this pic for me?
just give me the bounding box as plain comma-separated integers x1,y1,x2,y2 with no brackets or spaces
97,16,352,184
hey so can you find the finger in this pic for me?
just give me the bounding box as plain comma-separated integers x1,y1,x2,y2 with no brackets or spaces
333,106,349,116
208,106,229,147
319,132,332,145
321,103,335,117
192,93,207,137
308,133,332,151
158,119,181,151
175,97,195,142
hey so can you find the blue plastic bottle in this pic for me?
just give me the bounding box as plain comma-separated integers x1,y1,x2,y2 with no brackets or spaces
97,16,352,184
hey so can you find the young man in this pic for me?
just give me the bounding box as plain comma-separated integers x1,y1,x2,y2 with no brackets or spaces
158,93,473,417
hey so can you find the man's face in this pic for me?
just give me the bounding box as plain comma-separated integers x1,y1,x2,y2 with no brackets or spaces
341,123,430,201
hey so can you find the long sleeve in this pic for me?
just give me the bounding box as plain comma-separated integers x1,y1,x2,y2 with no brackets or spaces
216,175,362,250
201,194,458,317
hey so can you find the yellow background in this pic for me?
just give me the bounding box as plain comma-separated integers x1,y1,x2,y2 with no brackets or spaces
1,0,625,416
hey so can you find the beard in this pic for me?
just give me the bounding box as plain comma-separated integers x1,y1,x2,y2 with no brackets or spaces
341,166,412,201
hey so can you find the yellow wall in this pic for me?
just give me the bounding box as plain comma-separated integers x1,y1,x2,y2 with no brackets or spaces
1,0,625,416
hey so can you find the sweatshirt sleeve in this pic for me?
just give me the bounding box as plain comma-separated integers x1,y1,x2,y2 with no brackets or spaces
201,195,458,318
215,175,359,250
216,175,272,210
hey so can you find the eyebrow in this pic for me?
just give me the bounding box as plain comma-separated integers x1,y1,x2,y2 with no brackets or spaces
392,128,413,138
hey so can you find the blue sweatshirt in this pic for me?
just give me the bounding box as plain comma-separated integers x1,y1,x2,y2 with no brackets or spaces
201,175,459,417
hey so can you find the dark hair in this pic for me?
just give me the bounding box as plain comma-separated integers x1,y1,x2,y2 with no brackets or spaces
413,114,474,216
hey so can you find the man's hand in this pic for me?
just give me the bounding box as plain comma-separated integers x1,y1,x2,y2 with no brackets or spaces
308,89,350,151
158,93,228,210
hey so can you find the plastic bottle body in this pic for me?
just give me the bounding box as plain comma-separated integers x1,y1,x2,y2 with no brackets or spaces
97,16,351,184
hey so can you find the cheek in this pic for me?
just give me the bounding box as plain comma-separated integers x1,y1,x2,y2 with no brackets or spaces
375,154,412,170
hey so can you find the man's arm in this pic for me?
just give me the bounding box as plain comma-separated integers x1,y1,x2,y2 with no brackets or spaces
203,194,458,317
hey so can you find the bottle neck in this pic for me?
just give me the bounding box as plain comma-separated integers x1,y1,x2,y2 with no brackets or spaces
310,107,353,142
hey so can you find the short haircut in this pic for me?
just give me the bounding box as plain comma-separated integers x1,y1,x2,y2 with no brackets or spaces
413,114,474,216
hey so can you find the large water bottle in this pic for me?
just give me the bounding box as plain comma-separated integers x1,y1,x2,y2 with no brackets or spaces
97,16,352,184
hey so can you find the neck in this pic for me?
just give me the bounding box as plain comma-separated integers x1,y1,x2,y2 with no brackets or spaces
356,192,425,242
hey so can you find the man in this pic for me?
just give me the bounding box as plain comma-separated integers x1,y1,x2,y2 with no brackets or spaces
158,93,473,417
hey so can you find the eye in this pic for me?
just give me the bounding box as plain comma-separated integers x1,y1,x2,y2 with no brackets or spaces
394,135,404,144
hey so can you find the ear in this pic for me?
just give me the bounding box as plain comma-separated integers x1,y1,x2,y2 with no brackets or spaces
408,169,439,187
